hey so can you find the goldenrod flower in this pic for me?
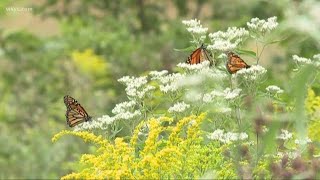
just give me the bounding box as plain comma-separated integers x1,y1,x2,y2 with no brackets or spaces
54,114,237,179
71,49,108,77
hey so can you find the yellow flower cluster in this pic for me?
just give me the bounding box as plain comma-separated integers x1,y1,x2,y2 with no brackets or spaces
71,49,108,77
53,114,237,179
306,88,320,141
306,88,320,117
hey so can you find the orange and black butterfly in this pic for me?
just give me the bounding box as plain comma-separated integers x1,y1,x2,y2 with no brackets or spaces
186,44,213,66
226,52,251,74
64,95,91,127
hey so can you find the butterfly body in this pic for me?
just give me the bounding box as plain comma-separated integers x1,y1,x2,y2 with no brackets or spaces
226,52,251,74
186,44,213,66
64,95,91,127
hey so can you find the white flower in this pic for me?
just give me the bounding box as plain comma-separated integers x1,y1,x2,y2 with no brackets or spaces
223,88,242,100
247,16,278,35
73,119,100,131
111,101,141,120
117,76,131,84
207,40,237,51
277,152,299,159
295,138,312,145
168,102,190,113
112,101,136,114
238,132,249,140
157,73,185,93
136,85,156,98
208,129,248,143
211,90,225,97
266,85,284,94
202,90,221,103
202,88,241,102
277,129,293,140
176,74,205,87
97,115,115,125
114,110,141,120
202,93,213,103
292,55,312,65
208,27,249,51
234,65,267,81
177,61,210,71
160,84,178,93
201,69,228,80
208,129,224,140
185,90,203,102
247,141,255,146
118,76,151,98
313,54,320,61
149,70,168,79
293,54,320,68
73,115,116,131
157,73,184,84
182,19,208,34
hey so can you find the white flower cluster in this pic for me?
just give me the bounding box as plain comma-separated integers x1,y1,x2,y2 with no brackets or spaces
96,115,115,127
292,55,312,65
200,68,228,80
276,129,293,140
156,73,185,93
177,61,227,84
207,129,248,143
277,151,299,159
176,74,205,87
73,121,100,131
202,88,242,102
266,85,284,94
118,76,155,98
293,54,320,68
73,115,115,131
112,101,141,120
223,88,242,100
177,61,210,71
313,54,320,61
184,90,203,102
207,27,249,51
168,101,190,113
233,65,267,81
182,19,208,35
247,16,278,35
295,137,312,145
149,70,169,79
112,101,136,114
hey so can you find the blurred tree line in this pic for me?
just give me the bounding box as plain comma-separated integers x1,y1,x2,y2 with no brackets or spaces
0,0,319,178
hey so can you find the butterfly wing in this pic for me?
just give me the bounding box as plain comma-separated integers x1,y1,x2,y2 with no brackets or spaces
200,48,214,66
186,44,213,66
226,52,251,74
186,47,202,64
64,95,91,127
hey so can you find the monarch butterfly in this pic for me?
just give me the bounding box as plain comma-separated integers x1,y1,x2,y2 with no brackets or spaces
64,95,91,127
186,44,213,66
226,52,251,74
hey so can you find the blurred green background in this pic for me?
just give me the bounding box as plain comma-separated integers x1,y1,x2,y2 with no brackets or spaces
0,0,319,178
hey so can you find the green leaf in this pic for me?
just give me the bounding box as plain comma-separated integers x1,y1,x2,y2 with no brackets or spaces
292,65,316,149
236,49,256,58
